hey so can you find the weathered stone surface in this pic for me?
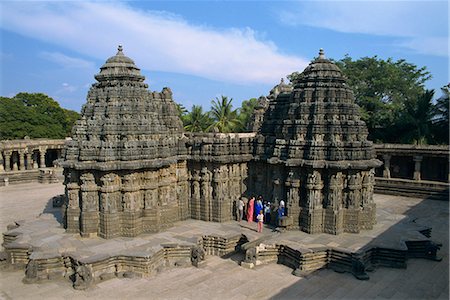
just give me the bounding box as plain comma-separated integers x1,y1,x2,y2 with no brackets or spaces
60,47,381,238
251,49,382,234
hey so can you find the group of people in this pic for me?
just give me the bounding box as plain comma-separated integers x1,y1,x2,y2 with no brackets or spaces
237,196,286,233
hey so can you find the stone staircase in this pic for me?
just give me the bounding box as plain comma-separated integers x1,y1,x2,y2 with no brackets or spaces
375,177,449,200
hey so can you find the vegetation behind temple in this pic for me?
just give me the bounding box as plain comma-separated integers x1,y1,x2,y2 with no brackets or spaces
335,56,448,145
0,93,80,140
178,56,449,145
287,56,449,145
1,57,448,144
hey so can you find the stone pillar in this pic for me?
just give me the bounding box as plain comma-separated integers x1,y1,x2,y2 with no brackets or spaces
143,185,159,232
18,151,25,171
39,148,47,168
359,170,376,230
4,151,11,171
200,167,212,221
33,152,39,169
413,155,423,181
343,172,362,233
382,154,391,178
66,180,81,234
12,152,18,171
212,165,229,222
99,173,121,239
285,174,301,229
324,171,344,235
300,170,324,234
176,161,190,221
123,172,147,236
239,163,248,196
191,170,201,219
0,153,4,172
80,172,99,238
25,152,32,170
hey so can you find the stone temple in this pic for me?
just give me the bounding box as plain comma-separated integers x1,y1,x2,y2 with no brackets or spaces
61,46,382,239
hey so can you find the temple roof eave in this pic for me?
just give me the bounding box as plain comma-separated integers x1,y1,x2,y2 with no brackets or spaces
61,156,184,171
254,157,382,170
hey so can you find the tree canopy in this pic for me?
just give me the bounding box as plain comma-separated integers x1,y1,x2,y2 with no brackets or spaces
334,55,431,142
397,90,435,144
236,97,258,132
431,85,449,144
183,105,212,132
178,96,257,133
208,96,241,133
0,93,80,140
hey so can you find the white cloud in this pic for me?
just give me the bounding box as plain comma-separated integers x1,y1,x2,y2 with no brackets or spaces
398,37,449,57
0,1,308,84
279,1,448,57
59,82,77,93
39,51,95,69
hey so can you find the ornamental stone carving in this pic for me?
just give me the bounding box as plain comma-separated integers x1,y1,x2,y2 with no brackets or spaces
61,46,381,238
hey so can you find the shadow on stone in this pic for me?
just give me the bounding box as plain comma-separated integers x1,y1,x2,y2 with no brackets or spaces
42,195,64,225
271,196,448,299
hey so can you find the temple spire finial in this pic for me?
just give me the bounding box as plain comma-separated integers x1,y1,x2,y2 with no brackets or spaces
117,44,123,55
319,48,325,59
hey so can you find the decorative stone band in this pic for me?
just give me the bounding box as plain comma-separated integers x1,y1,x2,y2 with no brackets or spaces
61,156,180,171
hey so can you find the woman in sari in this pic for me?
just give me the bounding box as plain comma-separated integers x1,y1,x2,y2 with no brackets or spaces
247,196,255,222
255,196,264,222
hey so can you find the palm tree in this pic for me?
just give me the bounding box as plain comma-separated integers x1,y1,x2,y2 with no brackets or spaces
184,105,212,132
175,103,188,126
208,96,241,133
431,85,449,144
401,89,435,145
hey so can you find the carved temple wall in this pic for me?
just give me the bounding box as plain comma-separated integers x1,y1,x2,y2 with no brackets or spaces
64,132,255,237
64,162,190,238
247,162,376,234
186,133,253,222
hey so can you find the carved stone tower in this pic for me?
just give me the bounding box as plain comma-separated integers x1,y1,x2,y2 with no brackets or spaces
253,49,381,234
62,46,188,238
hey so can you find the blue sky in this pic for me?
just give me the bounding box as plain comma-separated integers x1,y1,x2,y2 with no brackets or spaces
0,1,448,112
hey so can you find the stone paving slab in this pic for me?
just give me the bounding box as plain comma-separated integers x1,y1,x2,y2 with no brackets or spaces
0,182,448,299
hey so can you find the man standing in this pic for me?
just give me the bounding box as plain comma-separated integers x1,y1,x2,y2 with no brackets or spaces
238,198,245,222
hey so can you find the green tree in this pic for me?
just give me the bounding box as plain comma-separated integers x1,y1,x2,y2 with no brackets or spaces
208,96,241,133
183,105,212,132
175,103,188,117
333,56,431,142
0,93,80,139
397,90,435,144
431,85,449,144
236,98,258,132
175,103,189,127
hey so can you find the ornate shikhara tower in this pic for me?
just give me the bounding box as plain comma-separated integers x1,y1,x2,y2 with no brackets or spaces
253,49,382,234
61,46,189,238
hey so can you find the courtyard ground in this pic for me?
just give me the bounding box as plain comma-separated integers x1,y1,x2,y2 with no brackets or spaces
0,182,448,300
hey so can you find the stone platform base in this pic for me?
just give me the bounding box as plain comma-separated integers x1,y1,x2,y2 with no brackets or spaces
1,210,442,290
